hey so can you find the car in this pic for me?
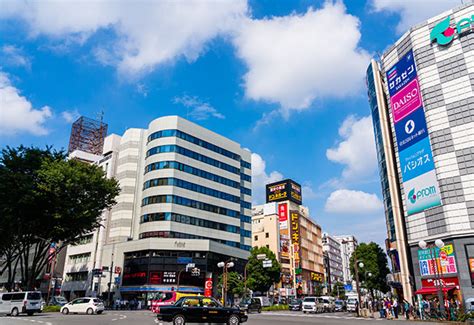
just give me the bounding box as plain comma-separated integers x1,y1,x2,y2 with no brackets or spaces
50,296,68,306
156,296,248,325
320,296,336,312
302,297,324,314
60,297,104,315
334,299,345,312
253,296,271,307
288,298,302,311
0,291,43,316
346,297,358,312
239,298,262,314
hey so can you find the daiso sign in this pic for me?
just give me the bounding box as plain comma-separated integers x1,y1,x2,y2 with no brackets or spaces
390,78,422,122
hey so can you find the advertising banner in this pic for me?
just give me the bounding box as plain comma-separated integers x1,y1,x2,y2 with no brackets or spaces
279,203,290,259
278,203,288,229
266,179,302,205
204,276,213,297
386,49,441,216
421,276,459,289
418,243,457,276
310,272,324,283
394,107,428,151
290,211,301,272
405,170,442,215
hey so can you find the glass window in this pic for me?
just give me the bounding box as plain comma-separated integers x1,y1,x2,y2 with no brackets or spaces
183,298,200,307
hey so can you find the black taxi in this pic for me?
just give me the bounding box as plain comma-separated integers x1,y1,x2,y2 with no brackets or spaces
156,296,247,325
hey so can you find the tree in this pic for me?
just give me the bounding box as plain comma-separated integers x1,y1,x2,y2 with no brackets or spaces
331,281,346,300
246,247,281,293
218,271,244,297
0,146,120,290
350,242,390,294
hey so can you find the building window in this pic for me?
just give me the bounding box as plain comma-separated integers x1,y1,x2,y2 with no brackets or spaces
73,234,93,246
65,272,89,282
254,235,258,241
68,253,91,264
265,233,269,238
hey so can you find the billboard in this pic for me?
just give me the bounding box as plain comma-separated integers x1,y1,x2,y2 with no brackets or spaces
290,211,302,278
386,49,441,216
266,179,302,205
418,243,457,276
278,203,290,259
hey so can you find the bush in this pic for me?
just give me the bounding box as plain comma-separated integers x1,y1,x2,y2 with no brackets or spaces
458,311,474,322
43,305,61,313
262,304,289,311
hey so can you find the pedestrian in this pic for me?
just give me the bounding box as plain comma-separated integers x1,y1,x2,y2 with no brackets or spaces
404,300,410,320
393,298,399,319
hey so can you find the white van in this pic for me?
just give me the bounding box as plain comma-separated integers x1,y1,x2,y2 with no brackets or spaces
0,291,43,316
253,296,271,307
320,296,336,312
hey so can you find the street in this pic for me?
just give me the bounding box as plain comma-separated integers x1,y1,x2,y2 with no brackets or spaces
1,310,443,325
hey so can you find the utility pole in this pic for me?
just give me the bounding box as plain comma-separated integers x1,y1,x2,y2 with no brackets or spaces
107,245,115,307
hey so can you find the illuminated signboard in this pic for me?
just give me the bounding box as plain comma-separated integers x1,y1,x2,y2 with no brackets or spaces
279,203,290,259
310,272,324,283
266,179,302,205
417,243,457,276
290,211,302,284
430,15,474,46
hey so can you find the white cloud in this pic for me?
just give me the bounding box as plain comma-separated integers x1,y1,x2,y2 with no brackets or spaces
0,72,52,135
174,95,225,120
0,45,31,69
61,110,80,123
251,153,283,204
0,1,247,76
325,189,383,214
371,0,456,34
326,115,377,180
233,1,370,113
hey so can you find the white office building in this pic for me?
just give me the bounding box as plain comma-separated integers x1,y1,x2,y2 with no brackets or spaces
322,233,344,288
334,235,358,285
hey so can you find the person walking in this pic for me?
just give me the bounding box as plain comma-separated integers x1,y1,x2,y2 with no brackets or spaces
393,298,399,319
404,300,410,320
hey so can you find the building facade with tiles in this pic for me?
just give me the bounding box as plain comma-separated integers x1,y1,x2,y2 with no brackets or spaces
367,4,474,304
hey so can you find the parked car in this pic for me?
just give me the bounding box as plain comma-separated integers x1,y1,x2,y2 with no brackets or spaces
50,296,68,306
302,297,323,313
253,296,271,307
320,296,336,312
156,296,247,325
465,298,474,312
346,297,358,312
334,299,345,312
60,297,104,315
288,298,302,311
0,291,43,316
239,298,262,314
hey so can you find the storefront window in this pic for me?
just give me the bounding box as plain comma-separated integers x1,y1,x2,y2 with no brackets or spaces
465,244,474,286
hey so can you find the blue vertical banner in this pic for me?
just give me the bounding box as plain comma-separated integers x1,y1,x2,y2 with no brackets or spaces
386,50,442,216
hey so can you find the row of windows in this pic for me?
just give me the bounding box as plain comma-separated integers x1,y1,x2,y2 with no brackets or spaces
140,212,241,234
72,234,93,246
139,230,251,251
240,229,251,238
68,253,91,264
241,187,251,196
146,145,242,175
142,194,240,218
241,160,251,169
65,272,89,282
143,177,241,204
240,173,251,182
241,201,251,209
241,215,251,223
148,129,242,161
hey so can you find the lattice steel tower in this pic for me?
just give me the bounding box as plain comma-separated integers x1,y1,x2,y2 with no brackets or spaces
68,116,108,155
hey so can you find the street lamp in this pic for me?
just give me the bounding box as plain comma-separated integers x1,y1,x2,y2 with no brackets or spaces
218,259,235,306
418,239,445,317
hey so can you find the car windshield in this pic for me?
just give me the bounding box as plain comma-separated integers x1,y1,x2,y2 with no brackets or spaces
335,301,343,305
304,298,315,302
27,292,42,300
174,297,185,306
290,299,300,304
240,299,251,304
55,297,67,302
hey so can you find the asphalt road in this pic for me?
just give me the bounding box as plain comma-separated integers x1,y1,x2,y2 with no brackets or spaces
1,310,443,325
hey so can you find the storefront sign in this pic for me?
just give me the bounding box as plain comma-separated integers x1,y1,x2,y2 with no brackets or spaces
163,271,176,284
290,211,301,271
431,15,474,46
204,277,213,297
310,272,324,283
418,243,457,276
279,203,290,259
149,271,162,285
386,50,441,216
278,203,288,229
421,276,459,289
266,179,302,205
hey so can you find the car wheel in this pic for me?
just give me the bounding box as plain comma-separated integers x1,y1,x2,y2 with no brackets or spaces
258,308,262,314
86,308,94,315
62,308,69,315
97,311,103,314
303,311,306,314
27,312,34,316
228,314,240,325
173,314,186,325
11,307,19,317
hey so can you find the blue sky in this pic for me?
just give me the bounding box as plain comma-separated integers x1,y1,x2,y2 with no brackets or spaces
0,0,457,246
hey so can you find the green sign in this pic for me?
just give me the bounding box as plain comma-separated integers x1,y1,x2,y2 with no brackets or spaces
431,15,474,46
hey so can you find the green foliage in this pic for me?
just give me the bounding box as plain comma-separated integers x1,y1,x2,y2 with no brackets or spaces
246,247,281,293
349,242,390,294
262,304,288,311
218,271,245,296
43,305,61,313
331,281,346,300
0,146,120,290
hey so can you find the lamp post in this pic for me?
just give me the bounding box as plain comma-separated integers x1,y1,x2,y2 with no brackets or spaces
218,259,234,307
418,239,445,317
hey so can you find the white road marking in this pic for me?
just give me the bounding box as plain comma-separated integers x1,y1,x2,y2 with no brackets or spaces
111,318,118,321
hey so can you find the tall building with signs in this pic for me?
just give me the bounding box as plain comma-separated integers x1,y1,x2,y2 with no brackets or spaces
62,116,252,304
367,3,474,304
252,179,324,297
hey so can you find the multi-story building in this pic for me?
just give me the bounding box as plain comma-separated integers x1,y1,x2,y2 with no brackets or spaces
62,116,253,304
367,3,474,304
322,233,344,290
252,179,324,297
334,235,358,286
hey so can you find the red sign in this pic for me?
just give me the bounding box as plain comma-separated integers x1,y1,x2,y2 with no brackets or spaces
421,276,459,289
115,266,122,274
278,203,288,223
204,278,213,297
440,251,447,260
149,272,162,285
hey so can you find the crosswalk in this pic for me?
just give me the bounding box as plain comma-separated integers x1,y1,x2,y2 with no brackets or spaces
253,312,383,321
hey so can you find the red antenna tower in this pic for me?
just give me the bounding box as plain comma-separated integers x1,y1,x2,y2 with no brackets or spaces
68,115,108,155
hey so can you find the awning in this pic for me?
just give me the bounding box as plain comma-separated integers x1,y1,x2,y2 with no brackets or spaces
415,286,456,295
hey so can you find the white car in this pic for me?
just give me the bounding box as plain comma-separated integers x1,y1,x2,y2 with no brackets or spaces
0,291,43,316
60,297,104,315
302,297,323,313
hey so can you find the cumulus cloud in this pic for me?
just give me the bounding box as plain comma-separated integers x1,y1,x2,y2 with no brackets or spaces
325,189,383,214
174,95,225,121
0,72,52,135
326,115,377,180
371,0,456,34
0,45,31,69
0,0,248,76
61,110,80,123
251,153,283,204
233,1,370,113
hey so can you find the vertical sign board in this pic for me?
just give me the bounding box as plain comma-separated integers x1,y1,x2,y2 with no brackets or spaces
386,50,442,215
290,211,302,285
417,243,457,276
278,203,290,259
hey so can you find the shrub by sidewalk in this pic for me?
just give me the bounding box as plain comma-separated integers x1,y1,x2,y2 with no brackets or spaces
262,305,289,311
42,305,61,313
